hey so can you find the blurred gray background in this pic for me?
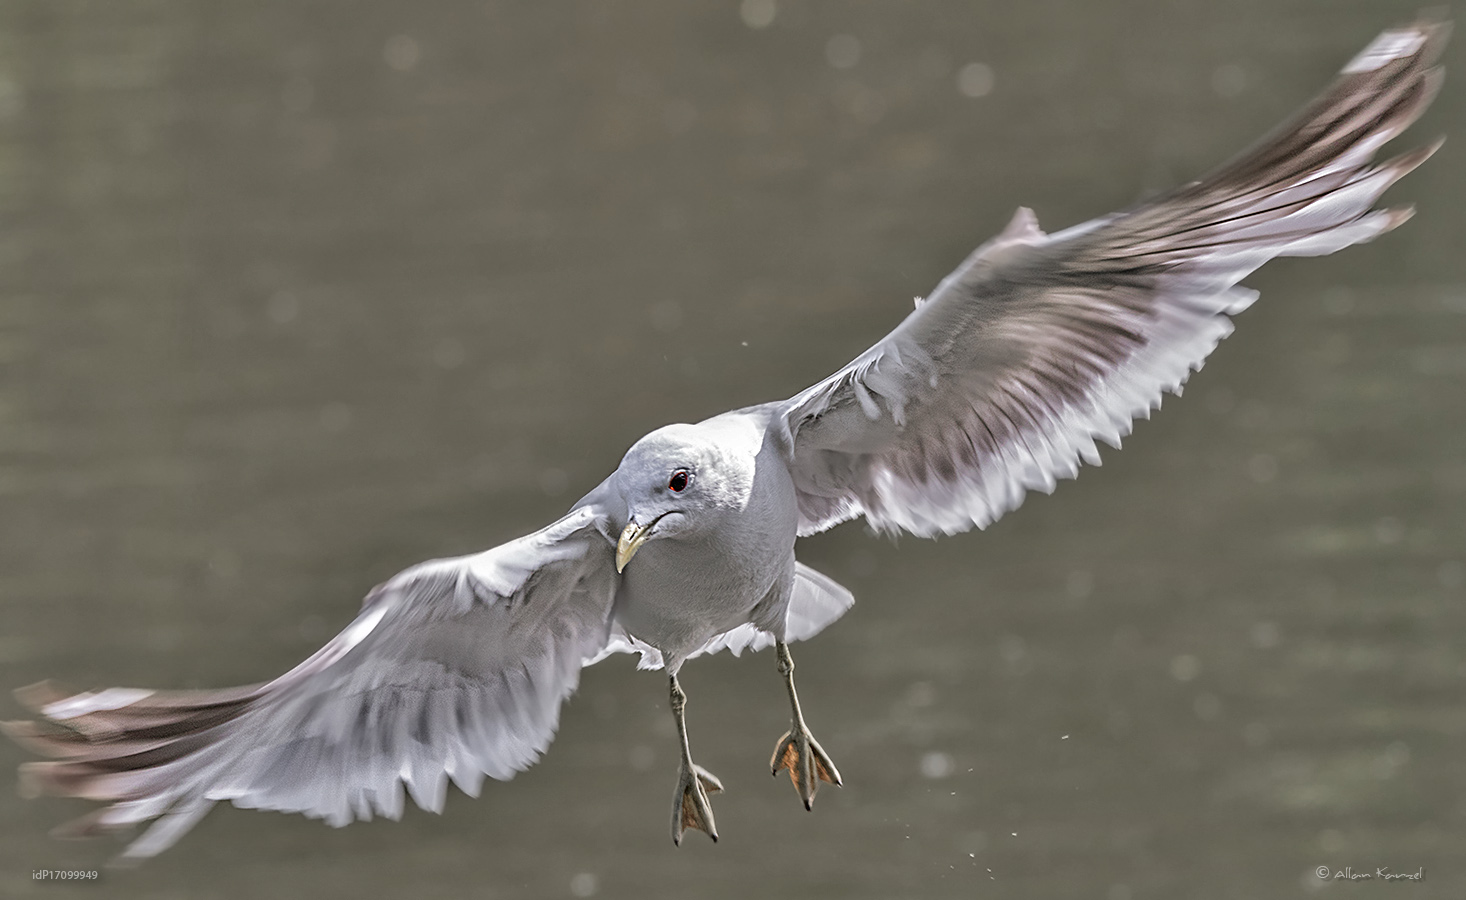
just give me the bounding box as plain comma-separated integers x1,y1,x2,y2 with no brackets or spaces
0,1,1462,898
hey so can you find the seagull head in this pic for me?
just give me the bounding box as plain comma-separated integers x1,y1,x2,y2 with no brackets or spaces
613,422,756,572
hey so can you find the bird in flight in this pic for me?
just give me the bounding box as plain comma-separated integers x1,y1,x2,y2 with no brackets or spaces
5,16,1447,862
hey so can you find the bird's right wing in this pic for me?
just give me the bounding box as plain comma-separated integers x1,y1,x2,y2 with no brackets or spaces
5,506,618,862
778,17,1447,538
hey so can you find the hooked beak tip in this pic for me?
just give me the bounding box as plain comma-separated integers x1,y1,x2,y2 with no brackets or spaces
616,520,651,573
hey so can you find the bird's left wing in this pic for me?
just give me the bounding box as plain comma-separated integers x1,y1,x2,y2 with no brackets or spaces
4,505,617,862
778,17,1446,538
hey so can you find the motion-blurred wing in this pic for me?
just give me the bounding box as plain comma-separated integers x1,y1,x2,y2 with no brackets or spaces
779,17,1447,537
5,506,617,862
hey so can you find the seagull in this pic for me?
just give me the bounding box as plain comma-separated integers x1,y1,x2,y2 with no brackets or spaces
5,16,1447,862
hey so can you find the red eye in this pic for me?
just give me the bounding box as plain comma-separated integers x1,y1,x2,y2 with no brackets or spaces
668,469,691,492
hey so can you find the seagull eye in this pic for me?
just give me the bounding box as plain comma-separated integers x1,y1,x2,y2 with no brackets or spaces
668,469,691,493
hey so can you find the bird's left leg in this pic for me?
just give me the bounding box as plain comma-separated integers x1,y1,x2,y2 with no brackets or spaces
770,640,841,809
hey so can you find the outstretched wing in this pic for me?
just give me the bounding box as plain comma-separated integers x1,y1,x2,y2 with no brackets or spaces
778,17,1448,538
4,506,617,862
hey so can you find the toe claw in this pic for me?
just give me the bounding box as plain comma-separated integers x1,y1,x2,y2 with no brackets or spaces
693,763,723,795
809,735,842,788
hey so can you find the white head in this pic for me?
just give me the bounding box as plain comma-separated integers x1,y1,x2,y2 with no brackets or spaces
613,423,756,572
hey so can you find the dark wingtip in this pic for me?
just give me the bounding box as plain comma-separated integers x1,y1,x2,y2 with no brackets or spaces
1411,8,1452,53
1340,11,1451,76
1,719,67,756
0,719,34,741
14,681,76,714
1384,205,1418,232
17,761,45,799
49,808,114,841
1391,10,1451,68
1379,137,1446,192
106,852,145,871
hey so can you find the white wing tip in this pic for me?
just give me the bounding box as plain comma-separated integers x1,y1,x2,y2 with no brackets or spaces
1342,27,1429,74
42,688,155,720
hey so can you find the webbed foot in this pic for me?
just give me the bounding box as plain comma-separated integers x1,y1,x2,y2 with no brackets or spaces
672,761,722,845
770,722,841,810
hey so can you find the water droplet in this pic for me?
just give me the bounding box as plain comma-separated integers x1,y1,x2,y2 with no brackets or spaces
739,0,777,29
1206,387,1235,415
1192,692,1221,721
905,681,937,708
999,633,1026,664
1247,453,1278,484
956,62,995,98
267,290,300,325
320,402,352,433
919,751,954,779
1210,62,1246,97
0,77,24,121
282,75,314,114
433,337,467,369
384,34,421,72
1322,286,1355,316
662,99,698,134
1373,516,1405,545
1242,720,1270,748
1438,560,1465,589
628,744,655,773
826,34,861,70
1169,654,1201,682
538,467,569,497
208,549,241,579
1065,569,1094,601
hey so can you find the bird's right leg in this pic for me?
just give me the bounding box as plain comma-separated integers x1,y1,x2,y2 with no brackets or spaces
668,673,721,845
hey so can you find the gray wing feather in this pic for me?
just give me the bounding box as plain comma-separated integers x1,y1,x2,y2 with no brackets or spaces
780,17,1447,538
6,506,617,862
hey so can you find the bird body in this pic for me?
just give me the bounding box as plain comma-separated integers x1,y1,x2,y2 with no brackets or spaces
5,15,1449,862
607,411,803,670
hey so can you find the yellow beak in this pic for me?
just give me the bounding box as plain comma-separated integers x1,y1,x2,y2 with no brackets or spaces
616,520,653,573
